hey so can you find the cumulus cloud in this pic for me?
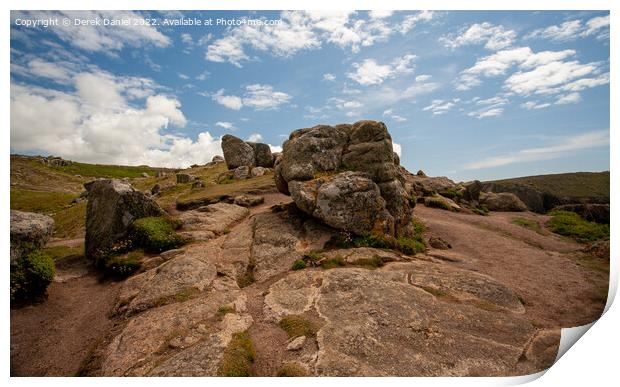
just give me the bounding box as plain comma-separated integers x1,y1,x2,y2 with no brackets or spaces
455,46,608,98
10,71,228,168
247,133,263,142
242,84,292,110
440,22,516,50
210,89,243,110
464,130,609,169
215,121,235,129
205,11,434,67
555,92,582,105
347,54,416,85
323,73,336,81
423,99,456,115
526,15,610,42
382,109,407,122
12,10,170,53
392,142,402,157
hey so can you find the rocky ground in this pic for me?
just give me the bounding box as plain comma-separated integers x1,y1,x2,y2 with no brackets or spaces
10,191,607,376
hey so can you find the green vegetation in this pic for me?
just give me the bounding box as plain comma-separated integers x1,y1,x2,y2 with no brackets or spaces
130,217,186,253
277,362,309,377
50,161,163,179
104,251,142,277
472,205,489,216
350,255,384,269
43,244,84,261
439,188,462,200
174,288,200,302
547,210,609,243
320,256,346,269
218,331,255,377
291,259,307,270
279,315,319,338
217,305,236,317
10,188,75,213
486,171,609,199
396,236,426,255
52,202,87,238
512,217,542,233
10,249,55,301
424,196,453,211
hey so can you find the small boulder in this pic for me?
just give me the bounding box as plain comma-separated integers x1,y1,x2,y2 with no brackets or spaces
85,179,166,266
222,134,255,170
212,155,225,163
416,170,427,177
10,210,54,266
233,195,265,207
233,166,250,180
480,192,528,212
251,166,266,177
286,336,306,351
248,142,274,168
429,236,452,250
151,184,161,195
176,173,192,184
192,181,204,189
141,172,149,178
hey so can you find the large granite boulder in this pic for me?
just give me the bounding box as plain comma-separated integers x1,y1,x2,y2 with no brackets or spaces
85,179,166,265
248,142,274,168
10,210,54,266
275,120,412,237
221,134,255,170
480,192,528,212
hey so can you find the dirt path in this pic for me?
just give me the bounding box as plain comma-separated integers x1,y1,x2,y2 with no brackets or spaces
10,269,121,376
414,206,608,328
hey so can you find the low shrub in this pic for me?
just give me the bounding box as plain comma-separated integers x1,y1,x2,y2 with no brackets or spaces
217,331,255,376
320,256,346,269
351,255,384,269
11,249,55,301
291,259,307,270
397,235,427,255
547,210,610,243
279,315,318,338
217,305,236,317
424,196,453,211
472,205,489,216
439,188,462,200
104,251,142,277
277,362,309,377
130,216,186,253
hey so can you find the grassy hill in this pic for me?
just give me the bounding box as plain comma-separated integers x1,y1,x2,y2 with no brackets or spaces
10,155,276,239
484,171,609,199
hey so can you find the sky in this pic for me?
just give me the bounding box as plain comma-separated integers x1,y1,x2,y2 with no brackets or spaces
9,10,610,181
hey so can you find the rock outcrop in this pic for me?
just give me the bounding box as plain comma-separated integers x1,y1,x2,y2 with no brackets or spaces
221,134,274,170
275,120,412,237
480,192,528,212
85,179,166,265
10,210,55,266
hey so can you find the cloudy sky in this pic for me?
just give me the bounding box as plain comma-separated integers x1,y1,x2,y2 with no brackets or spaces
10,10,609,181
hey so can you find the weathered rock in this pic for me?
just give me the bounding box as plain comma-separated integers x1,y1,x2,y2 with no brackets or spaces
251,166,266,177
417,170,427,177
480,192,528,212
156,171,167,178
480,182,562,213
275,120,412,237
287,336,306,351
462,180,482,204
151,184,161,195
429,236,451,250
221,134,255,170
85,179,165,265
177,203,249,236
248,142,274,167
192,181,203,189
393,152,400,165
233,195,264,207
10,210,54,266
141,172,149,178
233,166,250,180
212,155,224,163
583,239,610,260
176,173,192,184
288,171,393,236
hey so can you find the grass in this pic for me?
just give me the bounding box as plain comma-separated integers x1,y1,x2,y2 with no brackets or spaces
472,205,490,216
43,244,84,261
52,202,87,238
512,217,542,233
218,331,255,377
350,255,384,269
217,305,236,317
439,188,462,200
486,171,609,199
277,362,309,377
49,161,165,179
10,188,76,213
104,251,142,277
424,196,453,211
320,256,346,269
278,315,319,338
130,217,186,253
547,210,610,243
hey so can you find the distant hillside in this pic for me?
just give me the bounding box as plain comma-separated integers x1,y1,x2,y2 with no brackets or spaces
484,171,609,199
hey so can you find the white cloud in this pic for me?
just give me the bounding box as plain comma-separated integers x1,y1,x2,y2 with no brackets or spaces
9,73,229,168
323,73,336,81
205,11,434,67
440,22,516,50
455,46,608,96
12,10,170,53
392,142,402,157
242,84,292,110
215,121,235,129
11,58,75,84
211,89,243,110
520,101,551,110
555,92,582,105
247,133,263,142
526,15,610,42
178,73,190,80
347,54,416,85
357,80,439,107
467,107,504,119
464,130,609,169
382,109,407,122
423,99,455,116
415,74,431,82
369,10,393,19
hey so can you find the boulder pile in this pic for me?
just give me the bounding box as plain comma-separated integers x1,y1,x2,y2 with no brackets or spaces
274,120,414,237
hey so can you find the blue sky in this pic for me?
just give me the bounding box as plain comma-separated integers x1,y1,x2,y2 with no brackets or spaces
10,10,610,181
